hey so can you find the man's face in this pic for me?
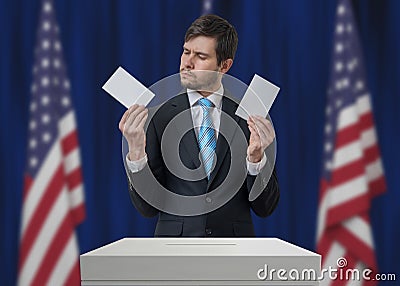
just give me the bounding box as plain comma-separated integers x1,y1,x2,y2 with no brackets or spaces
180,36,222,92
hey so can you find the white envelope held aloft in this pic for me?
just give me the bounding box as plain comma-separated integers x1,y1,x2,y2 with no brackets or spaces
235,74,280,120
102,66,155,108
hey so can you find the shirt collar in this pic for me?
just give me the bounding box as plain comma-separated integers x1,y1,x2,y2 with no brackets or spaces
187,84,224,109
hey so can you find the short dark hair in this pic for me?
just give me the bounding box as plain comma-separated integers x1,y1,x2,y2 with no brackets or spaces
184,14,238,66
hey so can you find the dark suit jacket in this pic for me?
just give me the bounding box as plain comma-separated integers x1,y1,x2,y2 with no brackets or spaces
126,92,279,237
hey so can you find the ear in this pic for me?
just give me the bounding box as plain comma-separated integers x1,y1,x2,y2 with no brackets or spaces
219,59,233,74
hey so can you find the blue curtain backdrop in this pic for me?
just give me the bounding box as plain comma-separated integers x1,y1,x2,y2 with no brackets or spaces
1,0,399,285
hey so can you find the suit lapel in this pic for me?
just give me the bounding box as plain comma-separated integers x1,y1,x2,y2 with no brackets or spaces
169,94,203,172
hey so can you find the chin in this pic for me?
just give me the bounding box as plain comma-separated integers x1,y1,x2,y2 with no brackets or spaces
180,78,197,90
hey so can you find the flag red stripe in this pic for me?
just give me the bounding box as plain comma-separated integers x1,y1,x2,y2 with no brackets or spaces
330,159,364,187
369,176,386,197
359,112,373,130
326,194,370,227
61,130,78,155
335,122,361,149
19,164,64,272
67,167,83,190
71,203,86,225
335,224,377,269
335,111,374,150
31,215,73,285
316,232,334,264
23,175,33,202
364,144,379,164
318,178,329,204
65,260,81,286
359,212,369,222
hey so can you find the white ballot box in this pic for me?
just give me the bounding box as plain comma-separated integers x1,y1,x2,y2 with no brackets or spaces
80,238,321,285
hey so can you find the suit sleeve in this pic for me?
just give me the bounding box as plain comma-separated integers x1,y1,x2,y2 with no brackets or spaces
125,116,164,218
246,145,280,218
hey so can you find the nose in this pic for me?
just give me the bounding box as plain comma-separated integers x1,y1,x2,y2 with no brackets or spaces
183,54,194,69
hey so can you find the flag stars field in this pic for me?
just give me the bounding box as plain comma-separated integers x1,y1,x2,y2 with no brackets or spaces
336,24,344,34
54,41,61,51
54,59,60,68
335,43,344,53
29,121,36,131
42,21,51,31
30,102,37,112
41,58,49,68
355,80,364,91
325,143,333,152
42,39,50,50
337,4,346,15
43,2,52,13
62,97,70,107
31,84,37,93
41,95,49,105
42,133,51,143
41,77,49,87
325,124,332,134
30,139,37,149
29,157,38,168
347,59,357,71
41,114,50,124
335,62,343,72
64,79,70,89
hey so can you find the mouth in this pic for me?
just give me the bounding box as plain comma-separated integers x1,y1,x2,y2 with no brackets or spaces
180,69,195,78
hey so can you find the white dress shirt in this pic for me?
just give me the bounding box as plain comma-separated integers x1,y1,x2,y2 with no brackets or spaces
126,85,266,175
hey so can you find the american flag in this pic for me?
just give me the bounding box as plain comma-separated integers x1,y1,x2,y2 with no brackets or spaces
316,0,386,285
18,0,85,285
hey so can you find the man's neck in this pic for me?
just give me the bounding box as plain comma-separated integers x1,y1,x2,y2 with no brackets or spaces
198,90,212,97
198,83,222,97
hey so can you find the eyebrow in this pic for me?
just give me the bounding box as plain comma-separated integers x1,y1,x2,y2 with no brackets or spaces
183,46,210,57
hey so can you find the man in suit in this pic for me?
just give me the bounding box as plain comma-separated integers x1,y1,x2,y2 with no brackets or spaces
119,14,279,237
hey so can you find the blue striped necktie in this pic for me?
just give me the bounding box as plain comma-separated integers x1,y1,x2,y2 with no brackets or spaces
197,98,217,179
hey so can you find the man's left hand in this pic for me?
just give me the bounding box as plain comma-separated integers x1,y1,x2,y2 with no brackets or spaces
247,115,275,163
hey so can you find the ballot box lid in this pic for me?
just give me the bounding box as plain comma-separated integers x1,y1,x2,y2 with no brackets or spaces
82,237,319,257
81,238,321,284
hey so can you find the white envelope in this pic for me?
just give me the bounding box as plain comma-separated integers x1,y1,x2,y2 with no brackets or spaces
102,66,155,108
235,74,280,120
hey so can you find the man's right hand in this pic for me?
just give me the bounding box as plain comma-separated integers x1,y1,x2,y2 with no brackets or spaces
119,104,148,161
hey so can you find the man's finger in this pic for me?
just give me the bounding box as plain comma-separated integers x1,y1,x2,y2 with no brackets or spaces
248,120,262,141
119,109,131,132
248,124,261,141
248,120,257,132
132,109,148,128
266,120,275,138
252,116,274,140
260,119,274,139
250,116,268,141
125,105,146,127
137,112,149,130
252,116,270,131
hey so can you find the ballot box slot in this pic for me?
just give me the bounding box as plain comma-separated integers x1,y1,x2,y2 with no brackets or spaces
166,243,236,246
